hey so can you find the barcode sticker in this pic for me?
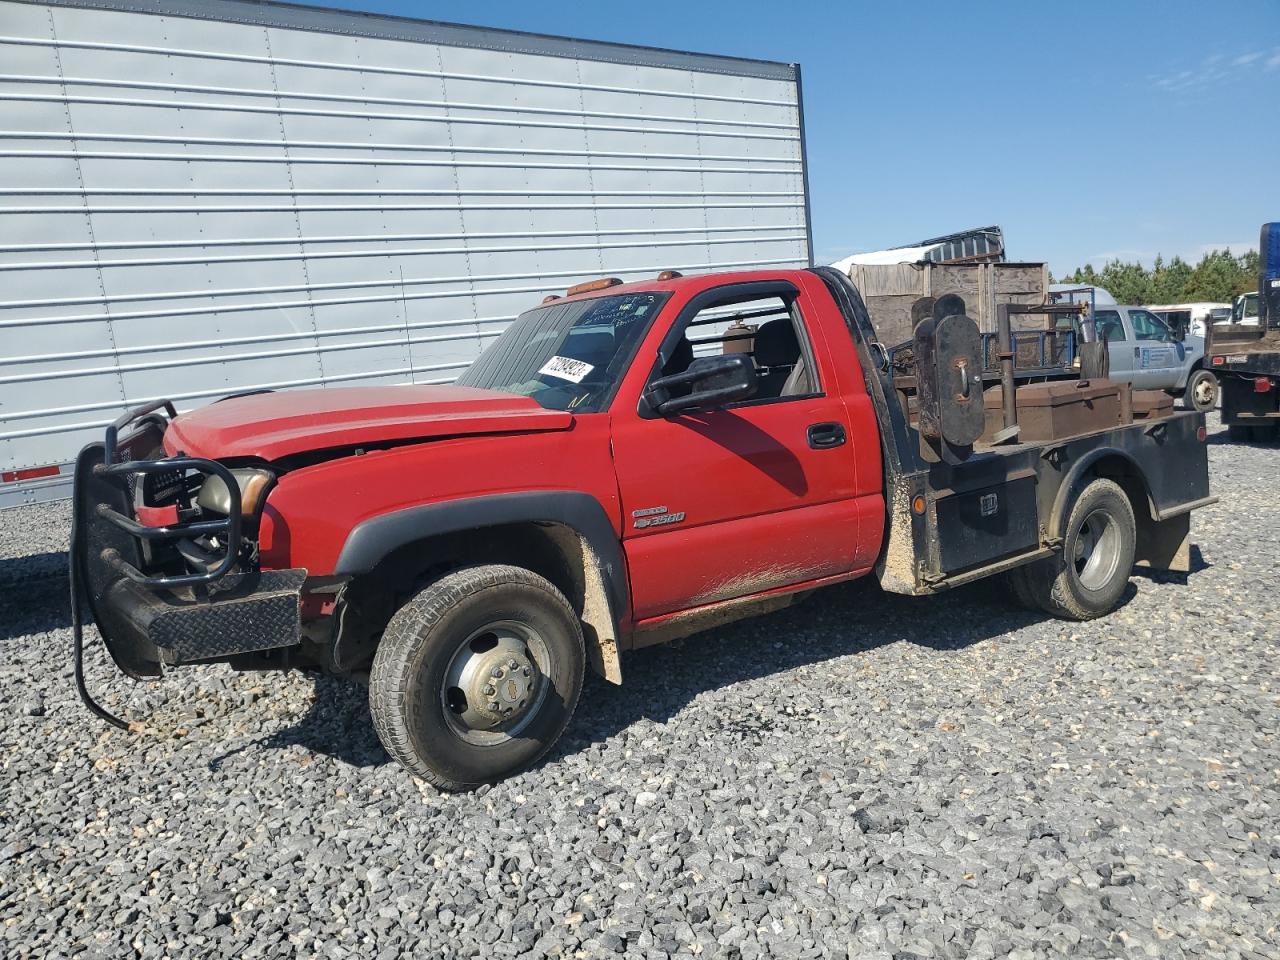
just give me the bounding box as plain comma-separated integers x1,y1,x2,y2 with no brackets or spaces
539,356,594,383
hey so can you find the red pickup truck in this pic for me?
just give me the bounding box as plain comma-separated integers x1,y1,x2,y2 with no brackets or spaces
72,267,1213,789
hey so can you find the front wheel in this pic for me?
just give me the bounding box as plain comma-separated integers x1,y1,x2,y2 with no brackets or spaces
1182,368,1218,412
1015,478,1136,621
369,564,585,791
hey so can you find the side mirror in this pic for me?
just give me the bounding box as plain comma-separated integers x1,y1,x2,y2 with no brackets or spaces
646,353,756,416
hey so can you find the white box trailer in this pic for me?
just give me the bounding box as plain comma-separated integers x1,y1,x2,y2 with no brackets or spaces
0,0,812,506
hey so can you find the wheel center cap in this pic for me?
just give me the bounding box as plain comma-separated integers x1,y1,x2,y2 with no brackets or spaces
468,649,536,723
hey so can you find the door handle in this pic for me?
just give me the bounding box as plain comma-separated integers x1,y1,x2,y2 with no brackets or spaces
807,422,846,449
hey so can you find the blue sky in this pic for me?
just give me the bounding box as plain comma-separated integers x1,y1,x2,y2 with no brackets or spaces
318,0,1277,275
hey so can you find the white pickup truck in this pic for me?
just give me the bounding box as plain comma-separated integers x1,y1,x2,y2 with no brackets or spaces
1092,305,1218,411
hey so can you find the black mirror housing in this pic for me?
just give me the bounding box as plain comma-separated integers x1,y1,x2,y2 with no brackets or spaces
647,353,756,416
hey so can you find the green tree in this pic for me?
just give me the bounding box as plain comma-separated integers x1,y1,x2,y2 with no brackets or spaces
1055,248,1258,304
1148,255,1193,303
1184,250,1242,302
1237,250,1260,296
1057,263,1101,288
1098,260,1150,304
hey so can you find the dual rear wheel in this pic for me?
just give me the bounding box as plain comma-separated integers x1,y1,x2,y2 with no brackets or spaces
1008,478,1136,621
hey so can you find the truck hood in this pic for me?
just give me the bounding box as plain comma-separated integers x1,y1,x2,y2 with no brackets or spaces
164,385,574,461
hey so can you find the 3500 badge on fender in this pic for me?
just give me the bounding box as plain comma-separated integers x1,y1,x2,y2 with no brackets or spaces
631,505,686,528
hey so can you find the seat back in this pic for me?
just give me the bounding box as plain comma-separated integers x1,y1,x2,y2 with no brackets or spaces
753,318,800,399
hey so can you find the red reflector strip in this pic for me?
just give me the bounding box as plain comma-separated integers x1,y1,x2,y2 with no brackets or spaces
135,504,179,526
1,465,60,483
1211,356,1224,366
1196,426,1207,442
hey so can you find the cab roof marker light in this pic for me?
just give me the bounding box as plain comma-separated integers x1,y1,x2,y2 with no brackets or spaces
565,277,622,296
656,270,683,281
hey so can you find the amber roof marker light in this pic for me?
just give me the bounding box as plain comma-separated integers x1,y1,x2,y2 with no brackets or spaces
656,270,683,281
565,277,623,296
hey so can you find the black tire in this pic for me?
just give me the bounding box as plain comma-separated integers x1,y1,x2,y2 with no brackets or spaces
369,564,584,791
1228,424,1251,442
1182,368,1218,412
1004,564,1041,611
1019,478,1136,621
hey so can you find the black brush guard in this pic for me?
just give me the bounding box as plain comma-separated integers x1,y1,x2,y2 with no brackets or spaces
71,400,305,729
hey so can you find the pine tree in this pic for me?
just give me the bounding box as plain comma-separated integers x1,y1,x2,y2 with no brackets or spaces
1056,250,1256,304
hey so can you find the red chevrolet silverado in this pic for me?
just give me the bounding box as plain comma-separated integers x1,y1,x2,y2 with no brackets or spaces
72,267,1213,789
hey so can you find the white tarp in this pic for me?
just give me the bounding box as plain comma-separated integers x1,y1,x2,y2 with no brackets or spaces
829,245,938,271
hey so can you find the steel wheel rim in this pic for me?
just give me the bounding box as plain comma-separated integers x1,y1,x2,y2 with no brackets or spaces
1072,508,1121,591
440,620,551,746
1193,375,1216,408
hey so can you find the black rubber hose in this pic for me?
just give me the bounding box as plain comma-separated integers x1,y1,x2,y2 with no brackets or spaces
70,449,129,731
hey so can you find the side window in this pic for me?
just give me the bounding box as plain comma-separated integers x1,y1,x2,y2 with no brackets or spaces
1129,310,1170,341
658,289,821,402
1094,310,1125,343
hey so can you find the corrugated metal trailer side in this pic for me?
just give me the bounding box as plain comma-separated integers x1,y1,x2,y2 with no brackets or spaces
0,0,812,505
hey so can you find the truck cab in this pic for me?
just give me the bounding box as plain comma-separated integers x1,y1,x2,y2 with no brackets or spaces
1231,292,1260,325
1092,305,1216,410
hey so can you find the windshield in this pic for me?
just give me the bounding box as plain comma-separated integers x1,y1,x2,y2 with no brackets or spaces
457,291,668,411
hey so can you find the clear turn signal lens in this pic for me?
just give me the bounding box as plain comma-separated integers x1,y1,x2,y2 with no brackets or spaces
197,468,275,517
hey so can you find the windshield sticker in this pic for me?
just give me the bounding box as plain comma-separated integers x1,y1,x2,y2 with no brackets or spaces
539,355,594,383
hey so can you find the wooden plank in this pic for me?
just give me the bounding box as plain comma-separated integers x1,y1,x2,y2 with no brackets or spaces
848,260,1050,339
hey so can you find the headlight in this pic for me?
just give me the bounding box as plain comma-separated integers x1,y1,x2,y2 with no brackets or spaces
197,468,275,518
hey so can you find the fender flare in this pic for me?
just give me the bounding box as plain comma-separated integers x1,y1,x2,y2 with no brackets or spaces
333,490,628,620
1174,358,1203,391
1047,446,1154,540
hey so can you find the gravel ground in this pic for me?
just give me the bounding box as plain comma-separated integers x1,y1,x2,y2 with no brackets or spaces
1,416,1277,960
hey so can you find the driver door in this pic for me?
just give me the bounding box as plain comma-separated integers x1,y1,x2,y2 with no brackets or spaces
609,281,868,623
1126,308,1182,390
